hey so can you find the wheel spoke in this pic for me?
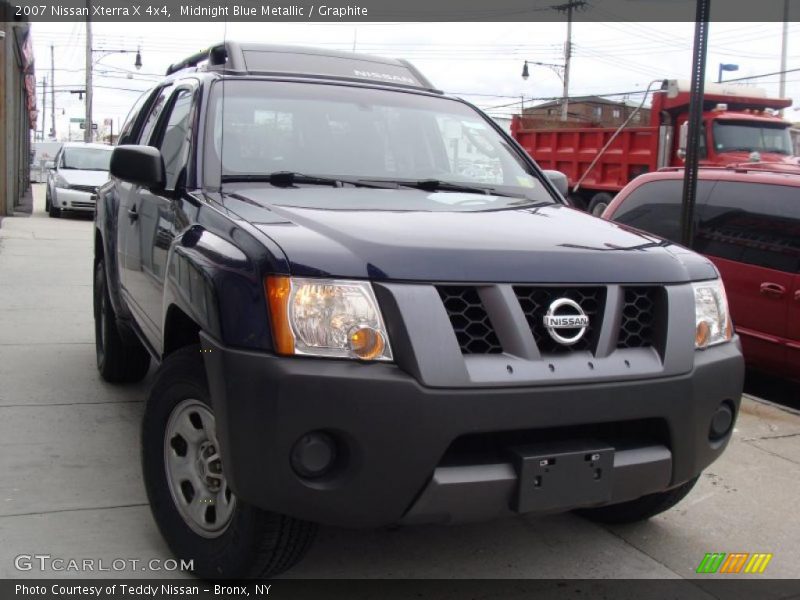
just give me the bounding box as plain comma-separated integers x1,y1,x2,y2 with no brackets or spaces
215,482,235,524
173,413,204,445
166,451,199,489
188,491,214,526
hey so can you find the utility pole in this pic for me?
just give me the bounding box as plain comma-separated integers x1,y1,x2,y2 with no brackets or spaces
84,1,93,143
50,44,55,139
779,0,789,115
551,1,585,122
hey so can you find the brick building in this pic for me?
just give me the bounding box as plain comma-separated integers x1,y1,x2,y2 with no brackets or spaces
520,96,650,129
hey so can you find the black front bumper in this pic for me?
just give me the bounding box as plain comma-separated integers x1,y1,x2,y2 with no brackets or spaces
200,332,743,528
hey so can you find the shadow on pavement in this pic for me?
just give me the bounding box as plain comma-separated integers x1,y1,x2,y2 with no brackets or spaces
744,369,800,411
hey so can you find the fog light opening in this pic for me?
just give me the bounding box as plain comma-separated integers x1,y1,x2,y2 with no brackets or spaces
709,401,735,441
291,431,338,479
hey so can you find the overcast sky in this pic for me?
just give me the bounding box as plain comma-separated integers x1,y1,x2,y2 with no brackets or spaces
29,20,799,140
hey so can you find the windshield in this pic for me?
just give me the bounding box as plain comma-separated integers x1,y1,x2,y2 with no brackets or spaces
61,147,113,170
204,80,554,208
712,121,793,155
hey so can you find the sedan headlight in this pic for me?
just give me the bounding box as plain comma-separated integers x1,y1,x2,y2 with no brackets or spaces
266,276,393,361
54,172,70,188
692,279,732,349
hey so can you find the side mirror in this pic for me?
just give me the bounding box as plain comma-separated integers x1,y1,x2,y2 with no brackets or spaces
543,169,569,198
677,121,689,161
110,145,165,189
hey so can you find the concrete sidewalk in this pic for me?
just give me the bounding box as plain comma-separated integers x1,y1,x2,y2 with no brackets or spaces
0,185,799,582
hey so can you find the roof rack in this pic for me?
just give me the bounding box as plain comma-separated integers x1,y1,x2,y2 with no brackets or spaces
164,41,440,93
166,43,237,75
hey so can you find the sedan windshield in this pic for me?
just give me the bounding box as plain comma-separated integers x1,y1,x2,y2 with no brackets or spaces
712,121,793,155
204,80,554,208
62,147,113,170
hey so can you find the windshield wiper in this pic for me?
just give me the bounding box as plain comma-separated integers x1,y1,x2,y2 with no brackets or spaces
373,178,527,198
220,172,395,189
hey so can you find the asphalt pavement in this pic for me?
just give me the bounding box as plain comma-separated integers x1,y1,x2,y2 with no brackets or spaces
1,185,799,584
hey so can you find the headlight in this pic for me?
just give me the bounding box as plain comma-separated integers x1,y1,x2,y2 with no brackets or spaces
266,276,393,361
692,279,732,349
54,172,70,188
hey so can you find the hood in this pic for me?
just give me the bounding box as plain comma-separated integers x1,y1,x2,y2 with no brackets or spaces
713,151,796,165
58,169,109,188
221,187,717,284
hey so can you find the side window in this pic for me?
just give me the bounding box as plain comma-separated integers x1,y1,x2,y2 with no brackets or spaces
137,85,173,146
155,89,194,191
117,88,154,146
611,180,713,244
696,181,800,273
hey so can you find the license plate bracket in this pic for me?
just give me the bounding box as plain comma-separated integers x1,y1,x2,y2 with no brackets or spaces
510,440,614,513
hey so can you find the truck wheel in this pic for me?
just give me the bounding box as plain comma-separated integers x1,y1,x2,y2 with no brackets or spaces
575,476,699,524
142,345,317,579
587,192,614,217
566,194,588,211
93,259,150,383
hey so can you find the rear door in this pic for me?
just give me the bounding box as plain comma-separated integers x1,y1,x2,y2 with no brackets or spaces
695,180,799,376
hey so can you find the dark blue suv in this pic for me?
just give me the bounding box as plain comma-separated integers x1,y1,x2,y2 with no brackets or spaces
94,42,744,578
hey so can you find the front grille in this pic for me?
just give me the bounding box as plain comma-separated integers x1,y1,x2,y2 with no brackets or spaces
70,185,97,194
437,286,502,355
514,286,605,354
618,287,657,349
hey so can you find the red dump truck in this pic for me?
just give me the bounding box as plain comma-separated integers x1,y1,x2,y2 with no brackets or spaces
511,79,796,215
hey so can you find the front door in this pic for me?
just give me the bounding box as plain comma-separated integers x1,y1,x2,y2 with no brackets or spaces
125,86,195,351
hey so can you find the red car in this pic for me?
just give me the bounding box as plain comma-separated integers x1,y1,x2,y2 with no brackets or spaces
604,165,800,380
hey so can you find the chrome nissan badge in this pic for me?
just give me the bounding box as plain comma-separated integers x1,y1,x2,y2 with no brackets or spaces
543,298,589,345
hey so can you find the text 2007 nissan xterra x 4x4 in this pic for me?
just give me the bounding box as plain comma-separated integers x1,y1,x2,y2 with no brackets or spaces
94,43,744,578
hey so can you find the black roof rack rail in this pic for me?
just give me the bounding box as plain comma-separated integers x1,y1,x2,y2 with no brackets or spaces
166,42,246,75
165,42,440,93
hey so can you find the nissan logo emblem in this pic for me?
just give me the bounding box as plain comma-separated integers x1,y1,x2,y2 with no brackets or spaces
542,298,590,345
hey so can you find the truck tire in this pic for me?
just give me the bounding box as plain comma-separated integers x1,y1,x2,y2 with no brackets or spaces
575,476,699,524
141,345,317,579
93,259,151,383
587,192,614,217
566,194,588,211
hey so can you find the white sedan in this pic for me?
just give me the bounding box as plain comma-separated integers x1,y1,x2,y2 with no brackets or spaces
46,143,113,217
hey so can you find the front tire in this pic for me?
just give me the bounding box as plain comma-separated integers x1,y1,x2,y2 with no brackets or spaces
575,476,699,524
587,192,614,217
93,258,150,383
142,346,317,579
48,192,61,218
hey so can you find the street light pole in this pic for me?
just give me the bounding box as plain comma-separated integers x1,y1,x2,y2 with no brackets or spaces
50,44,55,139
84,1,92,143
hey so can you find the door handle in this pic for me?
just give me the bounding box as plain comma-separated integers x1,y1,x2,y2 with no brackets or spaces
127,205,138,221
759,282,786,299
